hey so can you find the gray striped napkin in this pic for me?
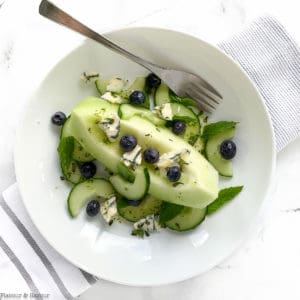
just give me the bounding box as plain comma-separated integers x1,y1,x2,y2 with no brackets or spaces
218,16,300,152
0,15,299,300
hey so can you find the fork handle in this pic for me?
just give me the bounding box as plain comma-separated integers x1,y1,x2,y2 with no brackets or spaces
39,0,162,73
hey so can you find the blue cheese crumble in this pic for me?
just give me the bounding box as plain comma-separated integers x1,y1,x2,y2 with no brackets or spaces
154,103,173,120
122,144,142,167
101,92,124,104
100,195,118,223
156,148,190,169
133,214,161,233
98,113,120,142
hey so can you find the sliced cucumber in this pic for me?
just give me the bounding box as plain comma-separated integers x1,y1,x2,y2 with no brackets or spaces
118,104,166,126
64,160,82,184
165,207,207,231
110,167,150,200
117,161,135,183
154,83,170,106
67,178,115,218
95,79,109,95
170,103,197,123
106,78,126,92
61,118,94,162
117,195,162,222
205,128,235,177
58,136,83,183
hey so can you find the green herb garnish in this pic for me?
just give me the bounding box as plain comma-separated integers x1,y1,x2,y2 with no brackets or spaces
202,121,237,141
159,202,184,225
131,229,145,238
172,182,184,187
170,94,197,106
207,186,243,215
57,136,74,169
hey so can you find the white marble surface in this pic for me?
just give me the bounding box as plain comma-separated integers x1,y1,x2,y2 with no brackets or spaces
1,0,300,299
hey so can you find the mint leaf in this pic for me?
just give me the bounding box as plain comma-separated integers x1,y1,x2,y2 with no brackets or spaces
207,186,243,215
159,202,184,224
116,197,130,210
170,94,197,106
173,115,196,123
202,121,237,141
58,136,75,170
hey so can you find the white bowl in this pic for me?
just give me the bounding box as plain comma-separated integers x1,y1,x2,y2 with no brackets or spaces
15,27,275,286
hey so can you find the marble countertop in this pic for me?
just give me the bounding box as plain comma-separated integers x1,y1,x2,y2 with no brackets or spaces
1,0,300,299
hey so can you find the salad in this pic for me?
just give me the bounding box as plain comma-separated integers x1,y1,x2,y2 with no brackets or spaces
51,72,243,237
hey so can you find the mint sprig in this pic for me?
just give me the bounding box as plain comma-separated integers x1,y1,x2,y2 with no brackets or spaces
207,186,243,215
159,202,184,225
58,136,75,170
202,121,237,141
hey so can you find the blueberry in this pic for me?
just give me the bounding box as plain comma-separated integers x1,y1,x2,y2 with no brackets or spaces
143,147,159,164
80,162,97,179
86,200,100,217
220,140,236,160
120,135,137,152
167,166,181,182
51,111,67,126
172,121,186,135
146,73,161,89
129,90,146,105
126,199,141,207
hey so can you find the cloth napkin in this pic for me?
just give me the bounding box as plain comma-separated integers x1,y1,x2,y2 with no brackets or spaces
1,15,299,300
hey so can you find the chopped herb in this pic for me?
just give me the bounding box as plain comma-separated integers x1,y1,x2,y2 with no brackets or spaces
60,176,65,181
145,133,151,137
168,138,173,142
155,127,161,132
145,231,150,237
108,220,114,226
173,182,184,187
131,229,145,238
88,128,91,133
81,72,99,82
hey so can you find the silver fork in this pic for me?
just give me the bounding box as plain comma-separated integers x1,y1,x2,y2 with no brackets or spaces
39,0,222,114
